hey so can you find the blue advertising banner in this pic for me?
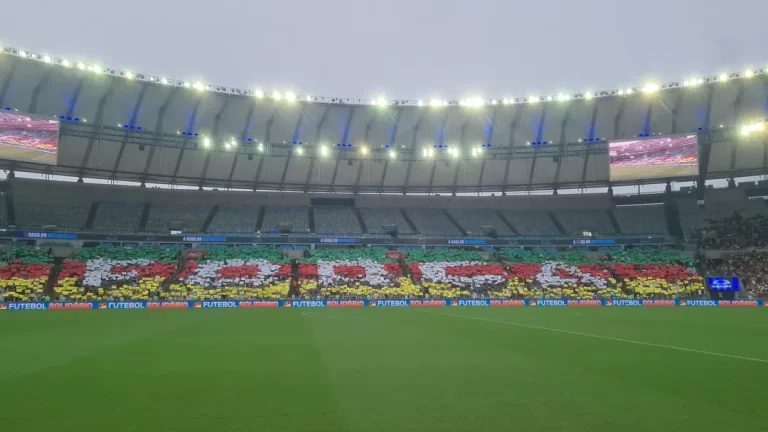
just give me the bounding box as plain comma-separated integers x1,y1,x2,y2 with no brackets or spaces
1,299,766,310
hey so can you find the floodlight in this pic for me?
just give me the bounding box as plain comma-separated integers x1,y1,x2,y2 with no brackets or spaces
61,59,72,68
745,69,754,78
719,74,728,82
360,145,368,155
203,137,211,148
389,150,396,159
296,147,304,155
273,92,282,100
42,55,52,64
254,89,265,98
286,92,296,102
125,71,134,80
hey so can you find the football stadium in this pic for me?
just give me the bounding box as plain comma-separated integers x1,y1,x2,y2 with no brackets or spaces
1,42,768,432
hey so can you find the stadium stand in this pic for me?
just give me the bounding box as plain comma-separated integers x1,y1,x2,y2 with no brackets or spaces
261,206,310,233
710,251,768,297
556,209,616,235
207,207,259,234
448,209,514,236
313,207,363,235
145,204,211,233
405,208,462,236
92,201,143,232
358,208,415,235
499,211,560,236
613,204,668,235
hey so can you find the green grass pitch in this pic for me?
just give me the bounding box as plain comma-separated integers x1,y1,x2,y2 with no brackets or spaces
1,308,767,432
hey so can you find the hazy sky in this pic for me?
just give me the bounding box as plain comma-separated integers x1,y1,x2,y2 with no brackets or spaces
2,0,767,101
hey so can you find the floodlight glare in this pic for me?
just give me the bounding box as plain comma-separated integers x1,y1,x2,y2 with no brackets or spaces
745,69,754,78
203,137,211,148
320,146,328,156
417,100,424,107
360,146,369,155
61,59,71,68
286,92,296,102
273,92,282,100
254,89,265,98
296,147,304,155
193,82,204,91
125,71,134,80
719,74,728,82
42,55,52,64
389,150,396,159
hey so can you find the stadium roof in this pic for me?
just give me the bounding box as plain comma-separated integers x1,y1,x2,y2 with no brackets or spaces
0,45,765,193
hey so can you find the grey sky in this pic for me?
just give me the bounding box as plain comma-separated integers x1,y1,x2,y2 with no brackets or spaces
3,0,767,100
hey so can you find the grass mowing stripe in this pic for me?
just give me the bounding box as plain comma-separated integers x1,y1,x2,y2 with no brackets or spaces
436,310,768,364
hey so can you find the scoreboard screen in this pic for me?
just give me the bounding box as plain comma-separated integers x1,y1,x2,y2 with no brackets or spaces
707,276,740,292
0,112,59,165
609,134,698,181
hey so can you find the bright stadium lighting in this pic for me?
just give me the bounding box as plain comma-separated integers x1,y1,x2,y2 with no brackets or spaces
376,97,387,107
719,73,728,82
643,83,660,93
584,92,593,100
273,92,282,101
417,100,424,107
77,62,86,70
491,99,498,105
389,150,396,159
42,55,52,64
18,51,27,57
230,140,237,148
557,93,570,102
430,99,444,107
160,78,169,85
125,71,134,80
320,146,328,157
546,96,553,102
745,69,754,78
203,137,211,148
296,147,304,156
254,89,265,98
529,96,540,103
303,94,312,102
625,88,633,95
225,142,231,150
285,92,296,102
90,65,102,73
258,143,264,152
451,148,459,158
61,59,71,68
360,145,368,155
183,82,191,89
617,89,625,96
193,82,204,91
697,78,704,85
461,98,484,108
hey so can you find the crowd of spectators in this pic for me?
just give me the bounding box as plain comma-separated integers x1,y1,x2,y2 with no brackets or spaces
696,212,768,249
710,251,768,297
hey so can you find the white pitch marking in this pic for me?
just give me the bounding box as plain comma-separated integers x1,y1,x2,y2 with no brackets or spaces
437,311,768,364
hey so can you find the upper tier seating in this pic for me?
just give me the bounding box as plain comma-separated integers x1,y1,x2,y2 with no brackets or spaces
557,210,616,235
359,208,415,235
405,209,461,236
313,207,362,235
146,205,210,233
500,211,560,236
614,205,668,235
448,209,514,236
92,201,143,232
207,207,259,234
262,207,310,233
